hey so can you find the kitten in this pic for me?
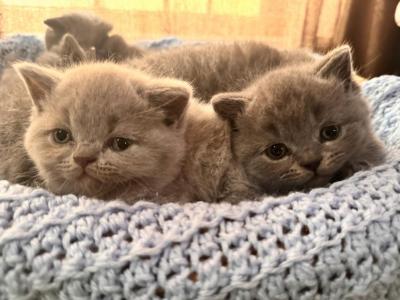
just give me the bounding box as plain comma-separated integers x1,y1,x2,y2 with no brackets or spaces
44,12,112,51
1,62,191,201
129,41,316,100
36,33,95,67
44,12,145,62
210,46,385,195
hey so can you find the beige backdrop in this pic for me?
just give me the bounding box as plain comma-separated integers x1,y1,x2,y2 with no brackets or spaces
0,0,348,48
1,0,399,77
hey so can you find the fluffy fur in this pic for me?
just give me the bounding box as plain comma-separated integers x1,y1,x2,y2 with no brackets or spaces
0,69,39,186
159,100,257,203
2,62,192,201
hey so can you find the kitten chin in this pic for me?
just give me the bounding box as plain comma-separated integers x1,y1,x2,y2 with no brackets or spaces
10,62,193,202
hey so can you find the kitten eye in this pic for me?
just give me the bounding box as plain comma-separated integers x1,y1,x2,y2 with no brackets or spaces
265,143,289,160
110,137,133,152
320,125,341,142
52,129,72,144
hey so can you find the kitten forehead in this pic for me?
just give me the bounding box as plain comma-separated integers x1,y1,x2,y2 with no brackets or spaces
249,70,345,120
45,63,164,139
244,68,366,144
54,63,151,113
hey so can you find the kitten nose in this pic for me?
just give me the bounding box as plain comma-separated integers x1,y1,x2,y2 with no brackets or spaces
301,159,321,172
73,156,97,168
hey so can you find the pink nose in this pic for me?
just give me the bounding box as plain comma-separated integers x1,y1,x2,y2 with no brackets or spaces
73,156,97,168
301,159,321,172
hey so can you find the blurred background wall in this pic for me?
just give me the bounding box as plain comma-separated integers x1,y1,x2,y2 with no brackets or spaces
0,0,400,77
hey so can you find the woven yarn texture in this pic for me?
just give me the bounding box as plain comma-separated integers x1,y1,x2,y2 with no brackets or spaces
0,36,400,299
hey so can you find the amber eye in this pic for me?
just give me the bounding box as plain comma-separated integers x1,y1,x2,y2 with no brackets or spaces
52,129,72,144
110,137,133,152
265,143,289,160
320,125,341,142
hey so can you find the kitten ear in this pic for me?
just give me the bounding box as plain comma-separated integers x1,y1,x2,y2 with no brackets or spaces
145,80,192,126
44,17,66,32
14,63,61,110
60,33,86,63
211,92,250,120
315,45,353,90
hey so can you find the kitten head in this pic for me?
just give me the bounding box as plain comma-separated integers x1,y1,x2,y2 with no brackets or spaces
44,12,112,50
211,45,385,194
15,62,191,200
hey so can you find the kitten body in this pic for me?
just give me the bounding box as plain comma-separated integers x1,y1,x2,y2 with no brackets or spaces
0,69,39,186
129,41,315,100
1,62,192,202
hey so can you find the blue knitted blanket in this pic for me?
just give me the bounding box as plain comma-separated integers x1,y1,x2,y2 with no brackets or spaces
1,36,400,299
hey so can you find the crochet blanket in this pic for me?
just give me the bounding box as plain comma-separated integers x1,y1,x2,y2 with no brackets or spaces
1,36,400,299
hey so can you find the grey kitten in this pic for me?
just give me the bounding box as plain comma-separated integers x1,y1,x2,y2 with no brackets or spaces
44,12,146,62
44,12,112,50
129,41,315,100
0,62,191,201
210,46,385,194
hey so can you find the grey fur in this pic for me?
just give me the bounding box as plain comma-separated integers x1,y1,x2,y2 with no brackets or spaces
129,41,315,100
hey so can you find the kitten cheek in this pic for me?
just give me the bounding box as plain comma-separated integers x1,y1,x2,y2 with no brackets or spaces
245,157,288,183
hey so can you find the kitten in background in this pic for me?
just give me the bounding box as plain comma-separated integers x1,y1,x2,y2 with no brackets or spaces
1,62,191,201
44,12,146,62
36,33,95,67
44,12,112,51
